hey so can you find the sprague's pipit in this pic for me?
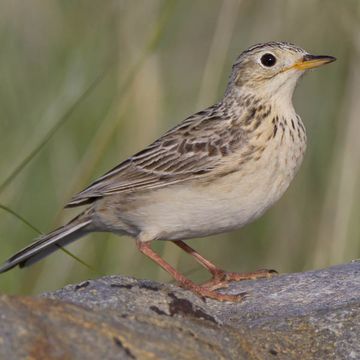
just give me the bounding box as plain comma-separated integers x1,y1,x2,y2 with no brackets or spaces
0,42,335,301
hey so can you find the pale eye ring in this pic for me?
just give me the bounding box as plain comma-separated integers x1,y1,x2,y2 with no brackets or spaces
260,53,277,67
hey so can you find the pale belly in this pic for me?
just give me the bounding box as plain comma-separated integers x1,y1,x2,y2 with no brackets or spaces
135,166,292,240
98,137,305,242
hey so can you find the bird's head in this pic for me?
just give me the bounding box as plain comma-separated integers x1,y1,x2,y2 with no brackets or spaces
226,41,336,105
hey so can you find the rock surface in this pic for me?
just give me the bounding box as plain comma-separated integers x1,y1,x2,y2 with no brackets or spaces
1,261,360,359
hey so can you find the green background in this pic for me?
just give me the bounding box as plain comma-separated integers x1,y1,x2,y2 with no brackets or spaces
0,0,358,295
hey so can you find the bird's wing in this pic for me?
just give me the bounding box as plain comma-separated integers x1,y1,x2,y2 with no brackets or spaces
66,105,247,207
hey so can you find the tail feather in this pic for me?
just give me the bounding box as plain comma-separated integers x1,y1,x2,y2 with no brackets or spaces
0,219,91,273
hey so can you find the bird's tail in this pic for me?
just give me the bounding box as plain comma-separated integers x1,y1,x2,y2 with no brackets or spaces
0,215,92,273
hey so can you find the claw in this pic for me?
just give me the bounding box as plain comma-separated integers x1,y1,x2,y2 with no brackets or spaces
202,268,278,291
193,287,247,302
224,268,278,282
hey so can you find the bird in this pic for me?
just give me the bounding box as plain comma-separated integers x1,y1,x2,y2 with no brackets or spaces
0,41,335,302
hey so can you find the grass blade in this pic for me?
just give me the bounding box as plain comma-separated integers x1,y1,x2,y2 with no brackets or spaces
0,66,111,194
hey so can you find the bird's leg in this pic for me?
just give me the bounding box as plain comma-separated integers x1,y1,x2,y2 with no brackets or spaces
136,241,245,302
171,240,224,280
171,240,221,276
172,240,277,290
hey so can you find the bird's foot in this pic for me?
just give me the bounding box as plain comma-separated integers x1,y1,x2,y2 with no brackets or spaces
181,282,247,302
202,268,278,291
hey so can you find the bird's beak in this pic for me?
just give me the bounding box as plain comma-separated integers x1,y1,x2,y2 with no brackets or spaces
291,54,336,71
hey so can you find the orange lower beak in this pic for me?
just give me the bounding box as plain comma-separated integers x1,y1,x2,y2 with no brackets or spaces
292,54,336,70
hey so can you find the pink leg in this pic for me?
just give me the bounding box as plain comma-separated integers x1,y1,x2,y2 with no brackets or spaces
172,240,277,290
137,241,245,302
172,240,220,275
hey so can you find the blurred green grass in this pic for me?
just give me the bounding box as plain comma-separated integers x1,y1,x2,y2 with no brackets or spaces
0,0,359,295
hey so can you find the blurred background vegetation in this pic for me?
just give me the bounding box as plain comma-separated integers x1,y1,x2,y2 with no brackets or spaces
0,0,359,295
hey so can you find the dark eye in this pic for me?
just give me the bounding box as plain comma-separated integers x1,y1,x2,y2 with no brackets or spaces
260,53,276,67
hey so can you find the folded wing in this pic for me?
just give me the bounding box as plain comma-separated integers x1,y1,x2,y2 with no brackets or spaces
66,105,247,207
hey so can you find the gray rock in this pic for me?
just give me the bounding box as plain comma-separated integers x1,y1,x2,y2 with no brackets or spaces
1,261,359,359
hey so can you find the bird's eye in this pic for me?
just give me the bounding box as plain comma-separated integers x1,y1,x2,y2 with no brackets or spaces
260,53,276,67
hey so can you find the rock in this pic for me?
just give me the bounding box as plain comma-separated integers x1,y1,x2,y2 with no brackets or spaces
1,261,360,359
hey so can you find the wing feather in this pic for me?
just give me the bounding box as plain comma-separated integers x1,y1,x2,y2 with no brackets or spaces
66,104,247,207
